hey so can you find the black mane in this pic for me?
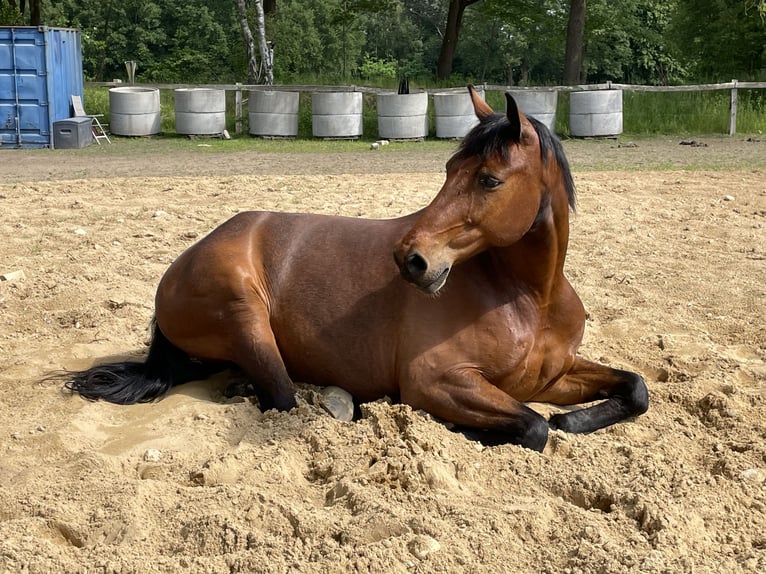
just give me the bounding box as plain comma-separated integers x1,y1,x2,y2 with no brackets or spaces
454,112,577,211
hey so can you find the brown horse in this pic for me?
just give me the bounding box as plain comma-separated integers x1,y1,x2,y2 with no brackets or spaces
62,86,648,451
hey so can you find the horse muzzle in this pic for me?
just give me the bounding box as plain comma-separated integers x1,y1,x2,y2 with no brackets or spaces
393,248,452,294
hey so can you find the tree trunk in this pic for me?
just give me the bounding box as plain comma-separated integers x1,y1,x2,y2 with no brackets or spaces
8,0,40,25
563,0,586,85
253,0,273,85
97,0,113,82
436,0,481,81
29,0,40,25
236,0,259,84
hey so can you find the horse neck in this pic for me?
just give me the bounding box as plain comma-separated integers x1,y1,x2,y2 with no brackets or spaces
489,184,570,300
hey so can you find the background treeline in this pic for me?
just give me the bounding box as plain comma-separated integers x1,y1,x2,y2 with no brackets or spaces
2,0,765,86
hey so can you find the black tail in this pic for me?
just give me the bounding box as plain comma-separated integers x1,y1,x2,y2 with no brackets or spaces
58,320,226,404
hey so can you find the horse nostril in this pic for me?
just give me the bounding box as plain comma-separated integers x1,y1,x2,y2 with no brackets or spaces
405,252,428,278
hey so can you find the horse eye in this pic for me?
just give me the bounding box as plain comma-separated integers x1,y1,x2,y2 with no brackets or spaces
478,173,502,190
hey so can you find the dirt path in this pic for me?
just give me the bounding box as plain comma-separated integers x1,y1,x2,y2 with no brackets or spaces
1,134,764,181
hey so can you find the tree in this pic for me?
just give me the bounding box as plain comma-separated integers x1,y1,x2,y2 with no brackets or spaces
593,0,684,85
436,0,481,80
30,0,39,23
38,0,722,87
253,0,274,84
459,0,569,85
563,0,585,84
669,0,766,80
45,0,238,82
236,0,259,83
0,2,24,24
268,0,323,79
359,2,427,79
4,0,41,24
746,0,766,19
151,1,232,82
268,0,368,81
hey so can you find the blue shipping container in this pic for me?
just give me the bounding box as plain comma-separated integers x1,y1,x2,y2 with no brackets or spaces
0,26,84,148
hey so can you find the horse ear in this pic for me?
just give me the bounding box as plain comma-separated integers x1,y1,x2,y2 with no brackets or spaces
505,92,523,141
468,85,494,121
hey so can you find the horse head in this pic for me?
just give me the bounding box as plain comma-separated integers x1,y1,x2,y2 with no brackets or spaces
393,85,575,294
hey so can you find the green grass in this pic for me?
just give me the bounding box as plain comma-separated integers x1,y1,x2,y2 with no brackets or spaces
82,88,110,118
45,128,459,156
622,90,766,135
84,84,766,142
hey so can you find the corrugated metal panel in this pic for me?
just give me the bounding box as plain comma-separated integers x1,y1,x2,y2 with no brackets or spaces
0,26,84,148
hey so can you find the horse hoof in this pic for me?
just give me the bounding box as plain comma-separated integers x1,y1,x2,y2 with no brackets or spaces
520,417,549,452
320,386,354,421
223,381,257,398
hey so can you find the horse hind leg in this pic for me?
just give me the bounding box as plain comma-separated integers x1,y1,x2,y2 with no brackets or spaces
535,358,649,434
224,311,298,412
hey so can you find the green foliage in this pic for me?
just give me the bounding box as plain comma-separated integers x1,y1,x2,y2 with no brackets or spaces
449,0,686,86
461,0,568,85
267,1,323,80
43,0,766,89
361,1,428,78
747,0,766,20
669,0,766,81
360,54,398,81
0,4,24,25
82,86,110,117
583,0,687,84
268,0,368,81
47,0,240,82
141,3,233,83
624,1,687,84
584,0,636,81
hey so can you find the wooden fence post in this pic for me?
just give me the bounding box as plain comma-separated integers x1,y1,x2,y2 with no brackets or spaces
729,79,738,136
235,83,243,135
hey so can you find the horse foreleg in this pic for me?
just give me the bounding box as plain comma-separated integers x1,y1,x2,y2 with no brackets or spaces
534,358,648,434
401,371,549,452
226,311,298,412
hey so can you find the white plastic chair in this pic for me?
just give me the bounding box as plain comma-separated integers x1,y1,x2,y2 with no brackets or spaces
71,95,111,144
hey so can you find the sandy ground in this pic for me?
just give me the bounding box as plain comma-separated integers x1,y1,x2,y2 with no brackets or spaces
0,137,764,573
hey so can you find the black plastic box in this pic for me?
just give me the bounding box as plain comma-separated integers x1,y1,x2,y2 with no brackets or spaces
53,117,93,149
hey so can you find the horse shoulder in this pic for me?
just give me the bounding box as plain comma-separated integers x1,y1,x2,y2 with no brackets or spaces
394,269,586,401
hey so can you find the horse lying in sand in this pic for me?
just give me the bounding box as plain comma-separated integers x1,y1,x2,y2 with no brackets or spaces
61,86,648,451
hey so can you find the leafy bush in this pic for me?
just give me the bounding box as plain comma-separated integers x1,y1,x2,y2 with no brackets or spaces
0,4,24,25
360,54,398,81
